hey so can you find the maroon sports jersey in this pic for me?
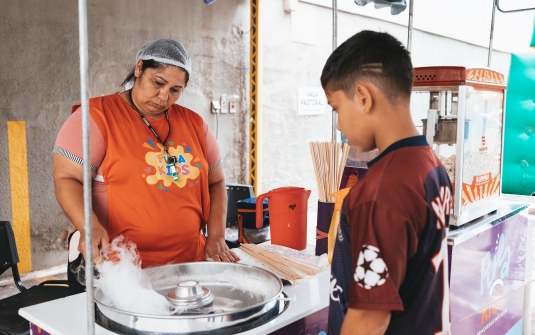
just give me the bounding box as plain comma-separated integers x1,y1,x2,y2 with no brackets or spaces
329,136,451,335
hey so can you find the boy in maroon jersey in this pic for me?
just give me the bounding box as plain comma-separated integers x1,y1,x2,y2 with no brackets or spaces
321,31,451,335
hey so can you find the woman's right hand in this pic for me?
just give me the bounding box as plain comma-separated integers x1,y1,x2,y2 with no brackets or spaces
78,224,109,264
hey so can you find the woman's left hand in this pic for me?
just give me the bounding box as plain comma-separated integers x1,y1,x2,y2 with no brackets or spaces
204,236,240,262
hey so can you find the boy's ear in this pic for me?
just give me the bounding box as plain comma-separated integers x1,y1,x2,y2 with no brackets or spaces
354,84,373,114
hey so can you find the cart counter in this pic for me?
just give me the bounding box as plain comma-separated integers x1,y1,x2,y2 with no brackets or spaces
19,270,329,335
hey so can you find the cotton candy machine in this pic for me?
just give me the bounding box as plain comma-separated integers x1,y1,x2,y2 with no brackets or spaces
94,262,287,335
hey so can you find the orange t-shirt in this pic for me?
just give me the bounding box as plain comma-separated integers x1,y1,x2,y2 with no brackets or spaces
67,94,211,268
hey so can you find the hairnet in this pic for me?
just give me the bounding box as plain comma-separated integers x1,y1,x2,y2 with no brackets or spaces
136,39,192,75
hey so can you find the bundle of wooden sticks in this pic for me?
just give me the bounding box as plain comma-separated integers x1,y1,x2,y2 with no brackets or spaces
239,244,323,281
309,141,350,203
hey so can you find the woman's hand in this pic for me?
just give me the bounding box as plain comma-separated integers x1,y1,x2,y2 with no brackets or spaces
78,224,110,264
205,163,239,262
204,235,240,262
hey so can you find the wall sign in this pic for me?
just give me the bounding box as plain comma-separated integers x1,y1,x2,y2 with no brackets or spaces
298,87,327,116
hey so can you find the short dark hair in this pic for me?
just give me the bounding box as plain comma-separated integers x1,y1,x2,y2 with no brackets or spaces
321,30,413,103
121,59,190,87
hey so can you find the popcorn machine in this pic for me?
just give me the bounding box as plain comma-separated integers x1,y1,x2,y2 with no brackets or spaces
411,67,506,226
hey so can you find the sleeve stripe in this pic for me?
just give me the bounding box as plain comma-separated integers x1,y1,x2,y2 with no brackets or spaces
209,158,221,171
53,146,97,172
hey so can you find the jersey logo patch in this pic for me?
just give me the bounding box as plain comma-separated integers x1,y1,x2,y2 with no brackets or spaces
354,245,389,290
330,274,343,302
337,222,344,242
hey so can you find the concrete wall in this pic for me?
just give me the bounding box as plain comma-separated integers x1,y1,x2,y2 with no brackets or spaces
0,0,249,272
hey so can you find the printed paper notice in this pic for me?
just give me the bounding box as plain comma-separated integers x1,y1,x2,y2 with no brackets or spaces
298,87,327,116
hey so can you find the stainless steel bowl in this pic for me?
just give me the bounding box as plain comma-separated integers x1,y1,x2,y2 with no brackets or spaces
94,262,285,334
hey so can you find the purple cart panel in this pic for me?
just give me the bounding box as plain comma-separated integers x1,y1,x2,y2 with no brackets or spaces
269,306,328,335
449,210,528,335
30,322,53,335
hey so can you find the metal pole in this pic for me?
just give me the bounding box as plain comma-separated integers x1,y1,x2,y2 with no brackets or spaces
487,0,496,67
78,0,94,334
332,0,338,141
407,0,414,53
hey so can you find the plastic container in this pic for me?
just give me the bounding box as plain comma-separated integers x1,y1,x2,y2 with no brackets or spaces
256,187,311,250
237,198,269,244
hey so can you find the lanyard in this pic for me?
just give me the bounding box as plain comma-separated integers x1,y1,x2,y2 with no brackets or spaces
129,89,171,153
129,89,179,181
138,110,170,152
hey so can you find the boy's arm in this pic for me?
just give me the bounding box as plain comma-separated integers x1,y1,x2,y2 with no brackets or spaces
341,309,391,335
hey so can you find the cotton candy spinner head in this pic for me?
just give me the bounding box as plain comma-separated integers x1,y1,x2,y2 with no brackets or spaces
136,39,192,76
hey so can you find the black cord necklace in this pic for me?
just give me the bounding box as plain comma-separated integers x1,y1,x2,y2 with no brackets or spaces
129,89,178,181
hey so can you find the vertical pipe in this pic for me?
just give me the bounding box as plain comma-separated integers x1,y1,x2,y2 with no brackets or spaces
488,0,496,67
78,0,94,334
407,0,414,53
332,0,337,52
332,0,338,141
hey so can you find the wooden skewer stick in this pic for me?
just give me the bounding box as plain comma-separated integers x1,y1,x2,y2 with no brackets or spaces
309,141,350,203
243,244,322,273
241,244,323,277
240,246,302,280
240,248,297,278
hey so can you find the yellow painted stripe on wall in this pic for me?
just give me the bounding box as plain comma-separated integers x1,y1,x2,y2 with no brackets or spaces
7,121,32,273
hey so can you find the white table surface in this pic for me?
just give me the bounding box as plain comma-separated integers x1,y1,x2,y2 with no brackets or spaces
19,271,330,335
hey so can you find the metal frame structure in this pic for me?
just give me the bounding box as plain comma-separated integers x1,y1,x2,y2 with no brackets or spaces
82,0,267,328
488,0,497,67
249,0,261,195
495,0,535,13
488,0,535,69
407,0,414,52
75,1,534,333
331,0,338,141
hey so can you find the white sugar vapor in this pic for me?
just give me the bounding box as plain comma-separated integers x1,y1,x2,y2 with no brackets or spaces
95,235,176,315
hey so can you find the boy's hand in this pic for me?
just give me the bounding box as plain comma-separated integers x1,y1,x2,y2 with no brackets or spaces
341,308,391,335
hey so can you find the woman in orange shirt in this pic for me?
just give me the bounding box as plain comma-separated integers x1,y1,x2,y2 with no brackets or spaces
53,39,238,290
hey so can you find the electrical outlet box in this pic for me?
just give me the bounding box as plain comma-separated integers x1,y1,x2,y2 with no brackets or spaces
284,0,297,12
220,94,229,114
229,100,237,113
211,100,220,114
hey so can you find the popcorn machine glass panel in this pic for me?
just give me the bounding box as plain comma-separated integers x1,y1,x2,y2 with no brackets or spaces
460,87,504,210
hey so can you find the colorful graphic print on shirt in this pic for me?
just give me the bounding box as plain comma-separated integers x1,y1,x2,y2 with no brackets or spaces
143,140,201,189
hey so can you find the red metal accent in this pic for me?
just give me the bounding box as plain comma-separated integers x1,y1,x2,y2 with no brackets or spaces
413,66,506,89
413,66,466,86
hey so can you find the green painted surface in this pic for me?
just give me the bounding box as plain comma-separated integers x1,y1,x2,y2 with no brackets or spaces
503,54,535,195
531,15,535,47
